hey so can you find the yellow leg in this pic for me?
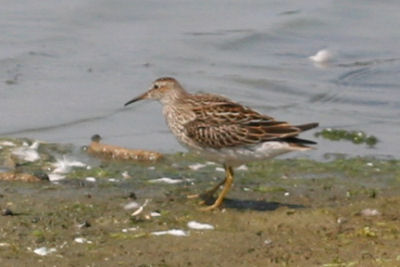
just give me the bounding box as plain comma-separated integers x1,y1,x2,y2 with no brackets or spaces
187,177,226,199
201,165,234,211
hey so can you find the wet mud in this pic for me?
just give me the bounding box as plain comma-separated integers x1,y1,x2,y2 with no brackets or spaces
0,138,399,266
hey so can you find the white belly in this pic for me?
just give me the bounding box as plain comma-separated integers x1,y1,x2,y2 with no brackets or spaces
194,141,309,167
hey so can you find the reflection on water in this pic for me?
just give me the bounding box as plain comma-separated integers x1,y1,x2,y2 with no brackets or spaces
0,0,399,158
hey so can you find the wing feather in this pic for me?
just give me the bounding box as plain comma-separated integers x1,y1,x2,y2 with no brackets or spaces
184,100,313,149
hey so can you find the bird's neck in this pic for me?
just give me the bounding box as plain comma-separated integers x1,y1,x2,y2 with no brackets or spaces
160,86,190,106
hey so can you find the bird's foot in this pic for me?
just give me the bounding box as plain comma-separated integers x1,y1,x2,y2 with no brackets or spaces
187,192,216,206
186,186,220,200
187,178,225,200
199,199,223,211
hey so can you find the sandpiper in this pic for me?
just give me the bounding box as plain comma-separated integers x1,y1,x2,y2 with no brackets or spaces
125,77,318,211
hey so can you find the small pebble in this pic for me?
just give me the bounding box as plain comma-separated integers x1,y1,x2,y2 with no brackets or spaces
129,192,137,200
361,208,380,217
286,209,296,215
2,208,14,216
264,239,273,246
78,221,91,228
35,172,50,181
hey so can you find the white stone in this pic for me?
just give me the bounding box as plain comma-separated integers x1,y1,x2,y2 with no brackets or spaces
151,229,188,237
74,237,92,244
48,173,66,182
85,177,96,182
237,165,248,171
188,163,206,170
149,177,182,184
33,247,57,256
187,221,214,230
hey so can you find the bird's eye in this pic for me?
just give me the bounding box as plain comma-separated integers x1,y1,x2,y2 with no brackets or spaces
153,84,159,89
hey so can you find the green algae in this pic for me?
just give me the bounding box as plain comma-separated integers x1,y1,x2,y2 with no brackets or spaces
315,128,378,147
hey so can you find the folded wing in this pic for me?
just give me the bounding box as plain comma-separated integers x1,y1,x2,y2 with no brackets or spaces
184,101,318,149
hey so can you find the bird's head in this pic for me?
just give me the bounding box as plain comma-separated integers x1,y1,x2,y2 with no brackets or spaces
125,77,185,106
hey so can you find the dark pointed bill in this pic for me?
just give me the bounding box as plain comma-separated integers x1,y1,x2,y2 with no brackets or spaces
124,97,140,106
124,92,147,106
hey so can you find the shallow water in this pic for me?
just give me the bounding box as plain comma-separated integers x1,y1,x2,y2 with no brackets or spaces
1,0,399,158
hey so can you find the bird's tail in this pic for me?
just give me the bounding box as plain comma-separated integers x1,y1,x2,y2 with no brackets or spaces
295,122,319,132
284,123,319,147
